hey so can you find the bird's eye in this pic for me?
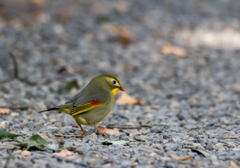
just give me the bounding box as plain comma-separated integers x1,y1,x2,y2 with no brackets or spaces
113,80,116,85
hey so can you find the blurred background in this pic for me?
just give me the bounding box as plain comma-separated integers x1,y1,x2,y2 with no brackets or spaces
0,0,240,117
1,1,240,167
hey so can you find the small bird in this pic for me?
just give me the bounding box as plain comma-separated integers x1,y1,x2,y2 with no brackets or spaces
39,74,126,135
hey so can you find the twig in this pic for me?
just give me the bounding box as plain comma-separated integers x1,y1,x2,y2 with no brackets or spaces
10,52,18,78
112,113,130,121
223,136,239,139
10,52,38,85
0,52,36,85
107,123,174,129
107,125,142,129
18,77,37,85
0,52,18,84
4,149,12,168
54,134,84,138
0,52,82,86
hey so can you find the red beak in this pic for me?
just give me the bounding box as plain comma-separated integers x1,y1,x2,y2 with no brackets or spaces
120,87,126,92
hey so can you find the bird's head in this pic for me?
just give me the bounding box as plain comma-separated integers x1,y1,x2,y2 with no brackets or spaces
101,74,126,98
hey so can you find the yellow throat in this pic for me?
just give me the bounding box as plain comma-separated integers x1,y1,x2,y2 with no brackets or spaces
111,88,119,99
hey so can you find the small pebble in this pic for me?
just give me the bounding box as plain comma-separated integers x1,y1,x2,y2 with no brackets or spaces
64,156,75,162
215,143,223,149
21,151,31,156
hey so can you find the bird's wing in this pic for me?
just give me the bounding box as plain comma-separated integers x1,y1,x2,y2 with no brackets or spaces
69,84,110,116
71,99,107,116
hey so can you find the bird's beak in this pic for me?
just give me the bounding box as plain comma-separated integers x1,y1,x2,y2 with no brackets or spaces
119,87,126,92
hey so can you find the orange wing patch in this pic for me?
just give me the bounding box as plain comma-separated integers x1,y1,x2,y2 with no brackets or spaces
91,100,101,106
71,100,103,116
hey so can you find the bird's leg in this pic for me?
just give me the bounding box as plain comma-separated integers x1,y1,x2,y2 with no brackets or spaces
75,119,87,136
79,124,87,136
87,121,105,136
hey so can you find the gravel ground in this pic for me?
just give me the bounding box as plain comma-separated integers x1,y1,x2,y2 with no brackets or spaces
1,0,240,167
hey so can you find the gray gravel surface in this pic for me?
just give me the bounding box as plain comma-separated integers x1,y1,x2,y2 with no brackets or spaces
1,0,240,167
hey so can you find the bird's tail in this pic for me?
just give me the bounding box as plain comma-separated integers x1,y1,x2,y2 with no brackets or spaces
38,103,73,115
38,107,60,113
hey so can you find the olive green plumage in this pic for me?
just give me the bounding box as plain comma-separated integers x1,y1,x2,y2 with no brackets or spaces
39,74,126,135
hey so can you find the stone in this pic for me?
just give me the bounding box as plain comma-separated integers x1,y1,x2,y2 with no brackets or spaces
21,151,31,156
215,143,223,149
134,136,146,142
165,143,179,151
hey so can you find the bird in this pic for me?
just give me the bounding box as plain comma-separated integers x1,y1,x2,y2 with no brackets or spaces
38,74,126,135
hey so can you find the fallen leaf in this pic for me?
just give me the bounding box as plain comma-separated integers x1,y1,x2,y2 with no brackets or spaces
39,133,51,142
6,140,28,148
0,129,21,137
171,155,193,161
21,150,31,156
116,92,141,105
161,45,187,57
192,149,211,157
119,26,133,44
0,108,10,115
27,135,51,150
97,126,120,135
102,140,131,146
52,147,73,157
230,161,238,168
53,136,64,142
